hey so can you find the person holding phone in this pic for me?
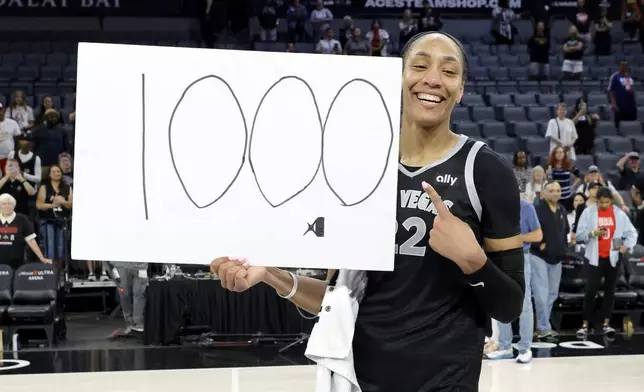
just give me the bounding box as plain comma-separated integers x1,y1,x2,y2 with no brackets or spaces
0,159,37,216
575,186,638,339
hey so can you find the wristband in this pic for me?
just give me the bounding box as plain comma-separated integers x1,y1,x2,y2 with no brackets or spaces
277,271,298,300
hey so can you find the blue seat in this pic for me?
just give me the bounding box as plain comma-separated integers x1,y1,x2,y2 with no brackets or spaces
604,137,633,154
513,122,539,138
503,107,527,122
575,155,594,171
454,122,480,138
488,93,513,107
461,94,486,107
527,106,551,122
538,93,561,106
480,122,508,138
513,93,537,106
524,137,550,155
491,137,518,153
472,107,496,123
619,121,642,137
451,107,471,122
597,121,618,137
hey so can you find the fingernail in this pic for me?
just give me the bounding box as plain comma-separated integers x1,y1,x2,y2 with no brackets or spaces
421,181,429,190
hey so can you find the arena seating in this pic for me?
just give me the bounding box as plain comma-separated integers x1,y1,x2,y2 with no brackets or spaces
0,264,13,348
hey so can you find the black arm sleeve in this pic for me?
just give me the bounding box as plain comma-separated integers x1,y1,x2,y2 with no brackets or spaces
466,249,525,323
471,146,524,323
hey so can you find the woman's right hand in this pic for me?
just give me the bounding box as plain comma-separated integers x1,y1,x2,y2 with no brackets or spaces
210,257,266,293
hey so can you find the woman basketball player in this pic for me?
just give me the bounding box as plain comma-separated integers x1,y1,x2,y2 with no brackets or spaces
211,32,525,392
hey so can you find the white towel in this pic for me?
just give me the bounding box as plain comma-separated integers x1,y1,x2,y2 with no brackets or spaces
305,270,367,392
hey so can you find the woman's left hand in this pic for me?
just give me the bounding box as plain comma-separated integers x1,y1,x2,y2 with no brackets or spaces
422,181,486,274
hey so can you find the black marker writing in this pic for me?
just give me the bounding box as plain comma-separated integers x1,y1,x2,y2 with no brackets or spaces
141,75,394,220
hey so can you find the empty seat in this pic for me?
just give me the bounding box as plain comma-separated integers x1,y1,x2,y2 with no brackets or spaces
0,264,12,320
513,122,539,137
625,249,644,302
471,107,496,122
527,106,551,122
461,94,486,107
496,81,518,94
479,55,499,67
557,252,587,307
480,122,508,138
46,52,68,65
632,136,644,152
587,92,609,107
7,263,59,348
604,137,633,154
40,66,62,82
619,121,642,137
575,155,594,171
451,107,471,122
596,121,618,136
508,67,529,80
502,107,527,122
513,93,537,106
489,67,509,81
491,137,517,153
469,67,489,81
524,137,550,155
595,153,620,172
488,93,513,107
562,92,583,107
454,122,480,138
538,93,561,106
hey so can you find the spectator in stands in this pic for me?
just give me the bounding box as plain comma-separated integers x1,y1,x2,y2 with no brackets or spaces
58,153,73,186
316,28,342,54
577,165,629,211
632,175,644,244
399,8,418,48
339,16,354,49
546,103,578,161
36,165,72,261
0,103,21,170
626,181,643,227
486,199,542,363
531,180,569,339
0,159,37,217
286,0,308,43
491,0,517,47
594,7,613,55
258,0,278,42
608,60,637,130
286,42,297,52
525,166,546,202
562,25,584,80
30,109,69,180
617,151,640,190
547,146,582,211
569,192,588,241
365,19,390,57
572,182,600,241
344,28,370,56
111,261,149,335
571,97,598,155
0,193,50,271
528,21,551,81
513,150,532,195
310,0,333,41
5,91,34,133
575,186,637,339
571,0,592,53
622,0,641,42
69,111,75,123
7,136,42,191
418,3,442,33
34,96,63,127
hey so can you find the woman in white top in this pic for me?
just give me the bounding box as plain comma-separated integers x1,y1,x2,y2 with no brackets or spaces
365,19,390,57
545,102,578,161
524,165,546,202
6,90,34,132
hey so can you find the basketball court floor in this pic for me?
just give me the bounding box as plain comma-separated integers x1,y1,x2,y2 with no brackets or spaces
2,332,644,391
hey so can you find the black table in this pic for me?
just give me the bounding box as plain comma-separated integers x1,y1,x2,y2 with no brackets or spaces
144,279,316,345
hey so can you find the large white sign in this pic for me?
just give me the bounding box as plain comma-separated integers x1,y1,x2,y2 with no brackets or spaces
72,43,402,270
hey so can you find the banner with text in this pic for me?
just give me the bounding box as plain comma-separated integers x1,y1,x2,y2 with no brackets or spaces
343,0,618,16
0,0,193,17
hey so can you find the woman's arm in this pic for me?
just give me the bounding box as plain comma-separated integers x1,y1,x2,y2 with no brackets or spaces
36,185,55,210
59,188,73,209
262,268,329,314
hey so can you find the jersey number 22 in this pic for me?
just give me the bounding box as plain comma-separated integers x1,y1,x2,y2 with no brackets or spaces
395,217,427,257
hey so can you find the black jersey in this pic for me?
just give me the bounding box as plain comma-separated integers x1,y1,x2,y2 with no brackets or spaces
352,135,521,392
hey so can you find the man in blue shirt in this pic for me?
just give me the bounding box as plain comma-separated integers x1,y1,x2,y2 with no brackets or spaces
487,198,542,363
608,60,637,130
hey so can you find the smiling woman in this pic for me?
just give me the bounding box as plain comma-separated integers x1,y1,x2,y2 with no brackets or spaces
210,31,526,392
